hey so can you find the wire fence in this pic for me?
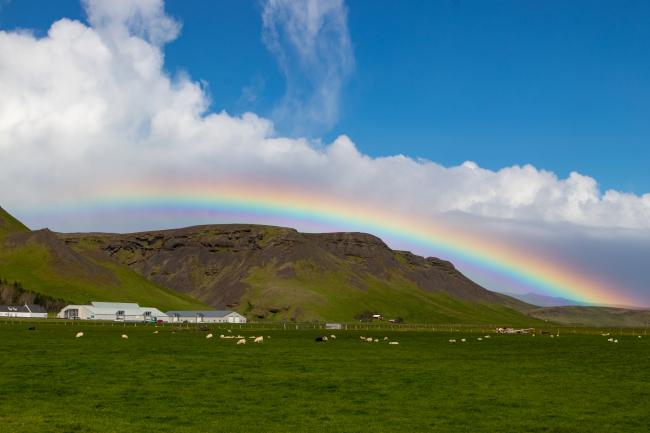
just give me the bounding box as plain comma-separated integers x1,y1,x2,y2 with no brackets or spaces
1,317,648,336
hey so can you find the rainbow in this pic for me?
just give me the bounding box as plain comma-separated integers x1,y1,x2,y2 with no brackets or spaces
45,180,633,306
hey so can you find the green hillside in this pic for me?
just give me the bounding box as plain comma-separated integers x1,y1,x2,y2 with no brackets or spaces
0,208,208,311
241,260,543,325
0,206,29,238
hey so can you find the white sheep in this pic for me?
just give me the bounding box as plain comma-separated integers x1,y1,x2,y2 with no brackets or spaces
477,337,483,341
236,338,246,345
614,339,619,343
373,339,379,343
550,335,555,338
360,336,366,340
220,334,225,338
322,336,329,341
366,337,373,342
227,329,232,333
75,332,84,338
206,333,213,339
121,334,128,339
460,338,466,342
153,330,159,334
383,337,388,341
330,335,336,339
608,338,614,342
254,336,264,343
449,339,457,343
389,341,399,345
484,335,490,338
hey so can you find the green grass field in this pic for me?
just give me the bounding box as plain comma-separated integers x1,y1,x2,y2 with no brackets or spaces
0,321,648,433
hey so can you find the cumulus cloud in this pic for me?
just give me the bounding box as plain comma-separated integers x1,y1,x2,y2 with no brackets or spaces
262,0,354,135
0,0,649,303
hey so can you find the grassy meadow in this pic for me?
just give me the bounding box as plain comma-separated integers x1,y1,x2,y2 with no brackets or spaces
0,320,648,433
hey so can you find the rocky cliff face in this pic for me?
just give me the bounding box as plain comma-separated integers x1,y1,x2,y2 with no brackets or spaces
61,224,526,317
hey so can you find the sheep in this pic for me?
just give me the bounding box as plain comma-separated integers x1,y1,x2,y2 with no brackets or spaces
121,334,128,339
254,336,264,343
460,338,466,342
550,335,555,338
227,329,232,333
236,338,246,345
220,334,225,338
330,335,337,339
153,330,159,334
608,338,614,342
477,338,483,341
366,337,373,342
248,336,256,339
484,335,490,338
638,336,642,339
449,339,457,343
206,333,213,339
323,336,329,341
360,336,366,340
75,332,84,338
389,341,399,345
315,336,325,342
373,339,379,343
383,337,389,341
614,339,619,343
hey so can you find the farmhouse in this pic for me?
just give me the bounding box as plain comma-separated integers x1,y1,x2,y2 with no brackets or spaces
57,302,168,322
165,310,247,324
0,304,47,318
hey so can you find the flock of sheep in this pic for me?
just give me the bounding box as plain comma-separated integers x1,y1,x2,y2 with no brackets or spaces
73,330,643,345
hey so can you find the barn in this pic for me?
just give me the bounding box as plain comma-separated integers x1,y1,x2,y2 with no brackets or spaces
57,302,169,322
0,304,48,318
165,310,247,324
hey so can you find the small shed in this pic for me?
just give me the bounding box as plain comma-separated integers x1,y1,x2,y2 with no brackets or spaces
165,310,247,324
0,304,48,318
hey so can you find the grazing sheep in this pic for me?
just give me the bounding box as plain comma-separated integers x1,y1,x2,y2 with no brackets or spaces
484,335,490,338
315,336,325,342
330,335,336,339
220,334,225,338
366,337,373,342
550,335,555,338
460,338,466,342
121,334,128,339
608,338,614,342
75,332,84,338
153,330,159,334
383,337,388,341
237,338,246,345
373,339,379,343
254,336,264,343
323,336,329,341
227,330,232,333
389,341,399,345
477,338,483,341
449,339,457,343
206,333,213,339
360,336,366,340
614,339,619,343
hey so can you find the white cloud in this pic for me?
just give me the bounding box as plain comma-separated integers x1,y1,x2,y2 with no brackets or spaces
0,0,649,305
262,0,354,135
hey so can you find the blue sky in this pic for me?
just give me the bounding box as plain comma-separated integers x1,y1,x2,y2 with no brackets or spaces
1,0,650,305
2,0,650,194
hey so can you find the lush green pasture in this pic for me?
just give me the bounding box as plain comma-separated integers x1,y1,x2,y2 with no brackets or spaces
0,321,648,433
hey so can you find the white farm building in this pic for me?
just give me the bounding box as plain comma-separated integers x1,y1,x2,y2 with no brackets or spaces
57,302,168,322
0,304,48,318
165,310,247,324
